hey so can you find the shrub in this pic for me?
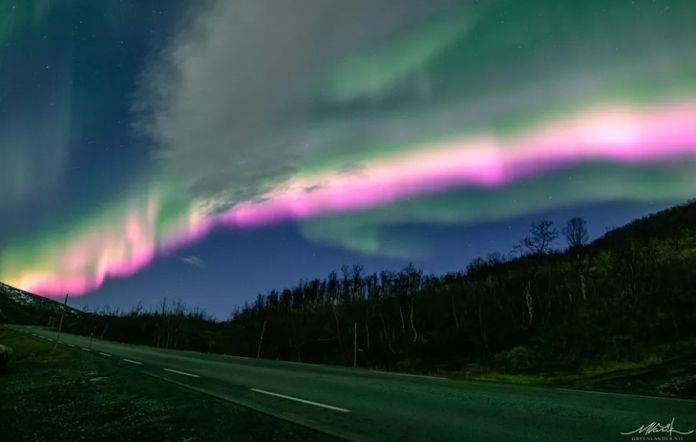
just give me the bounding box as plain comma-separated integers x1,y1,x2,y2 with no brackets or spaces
0,344,13,372
492,345,534,372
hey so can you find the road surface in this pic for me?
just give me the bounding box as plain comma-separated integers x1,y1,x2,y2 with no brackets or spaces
9,325,696,441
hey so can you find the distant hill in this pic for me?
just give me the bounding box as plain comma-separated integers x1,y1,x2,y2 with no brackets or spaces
592,198,696,249
0,282,83,325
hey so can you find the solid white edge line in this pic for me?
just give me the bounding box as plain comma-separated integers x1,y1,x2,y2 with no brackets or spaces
98,352,112,357
123,358,142,365
163,368,200,378
250,388,350,413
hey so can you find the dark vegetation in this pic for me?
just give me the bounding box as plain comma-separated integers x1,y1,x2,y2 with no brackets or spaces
0,328,328,442
2,200,696,395
0,343,11,372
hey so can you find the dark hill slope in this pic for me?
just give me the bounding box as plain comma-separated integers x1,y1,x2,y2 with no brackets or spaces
593,198,696,249
0,282,83,325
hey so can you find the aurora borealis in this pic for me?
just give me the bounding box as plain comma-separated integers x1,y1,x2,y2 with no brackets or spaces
2,0,696,311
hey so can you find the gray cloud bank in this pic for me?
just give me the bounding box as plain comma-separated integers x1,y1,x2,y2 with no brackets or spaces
139,0,457,213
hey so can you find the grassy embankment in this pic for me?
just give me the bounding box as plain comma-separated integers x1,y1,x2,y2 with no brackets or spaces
457,337,696,398
0,327,332,442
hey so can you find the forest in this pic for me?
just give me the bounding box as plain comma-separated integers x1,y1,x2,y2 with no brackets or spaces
28,200,696,379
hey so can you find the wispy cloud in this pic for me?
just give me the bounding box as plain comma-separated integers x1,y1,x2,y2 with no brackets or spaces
180,255,205,268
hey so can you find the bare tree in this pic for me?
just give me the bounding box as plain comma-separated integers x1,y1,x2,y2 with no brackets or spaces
562,217,589,250
518,219,558,255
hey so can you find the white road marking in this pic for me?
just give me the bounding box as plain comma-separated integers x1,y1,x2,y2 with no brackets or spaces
81,348,90,351
123,359,142,365
250,388,350,413
163,368,200,378
68,344,76,348
98,352,112,357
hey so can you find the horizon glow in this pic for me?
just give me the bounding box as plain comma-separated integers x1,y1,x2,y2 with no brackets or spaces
4,98,696,296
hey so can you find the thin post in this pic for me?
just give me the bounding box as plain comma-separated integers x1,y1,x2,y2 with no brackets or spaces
256,320,267,358
54,294,69,345
353,322,357,368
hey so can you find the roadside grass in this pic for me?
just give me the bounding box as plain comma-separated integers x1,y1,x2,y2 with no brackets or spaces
0,327,332,442
454,338,696,398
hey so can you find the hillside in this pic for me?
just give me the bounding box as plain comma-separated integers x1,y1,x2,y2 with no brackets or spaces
593,198,696,249
0,282,83,325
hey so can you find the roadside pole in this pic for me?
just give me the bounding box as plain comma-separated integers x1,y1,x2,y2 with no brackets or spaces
54,294,69,345
353,322,357,369
256,320,267,358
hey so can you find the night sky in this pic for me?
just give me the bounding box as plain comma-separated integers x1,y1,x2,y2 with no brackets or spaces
1,0,695,318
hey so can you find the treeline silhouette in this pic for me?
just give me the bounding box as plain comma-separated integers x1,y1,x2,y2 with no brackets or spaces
62,200,696,374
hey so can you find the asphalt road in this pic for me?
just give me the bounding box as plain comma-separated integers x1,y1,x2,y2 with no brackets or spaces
10,325,696,441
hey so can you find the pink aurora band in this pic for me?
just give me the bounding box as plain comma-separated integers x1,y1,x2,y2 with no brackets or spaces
13,100,696,296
